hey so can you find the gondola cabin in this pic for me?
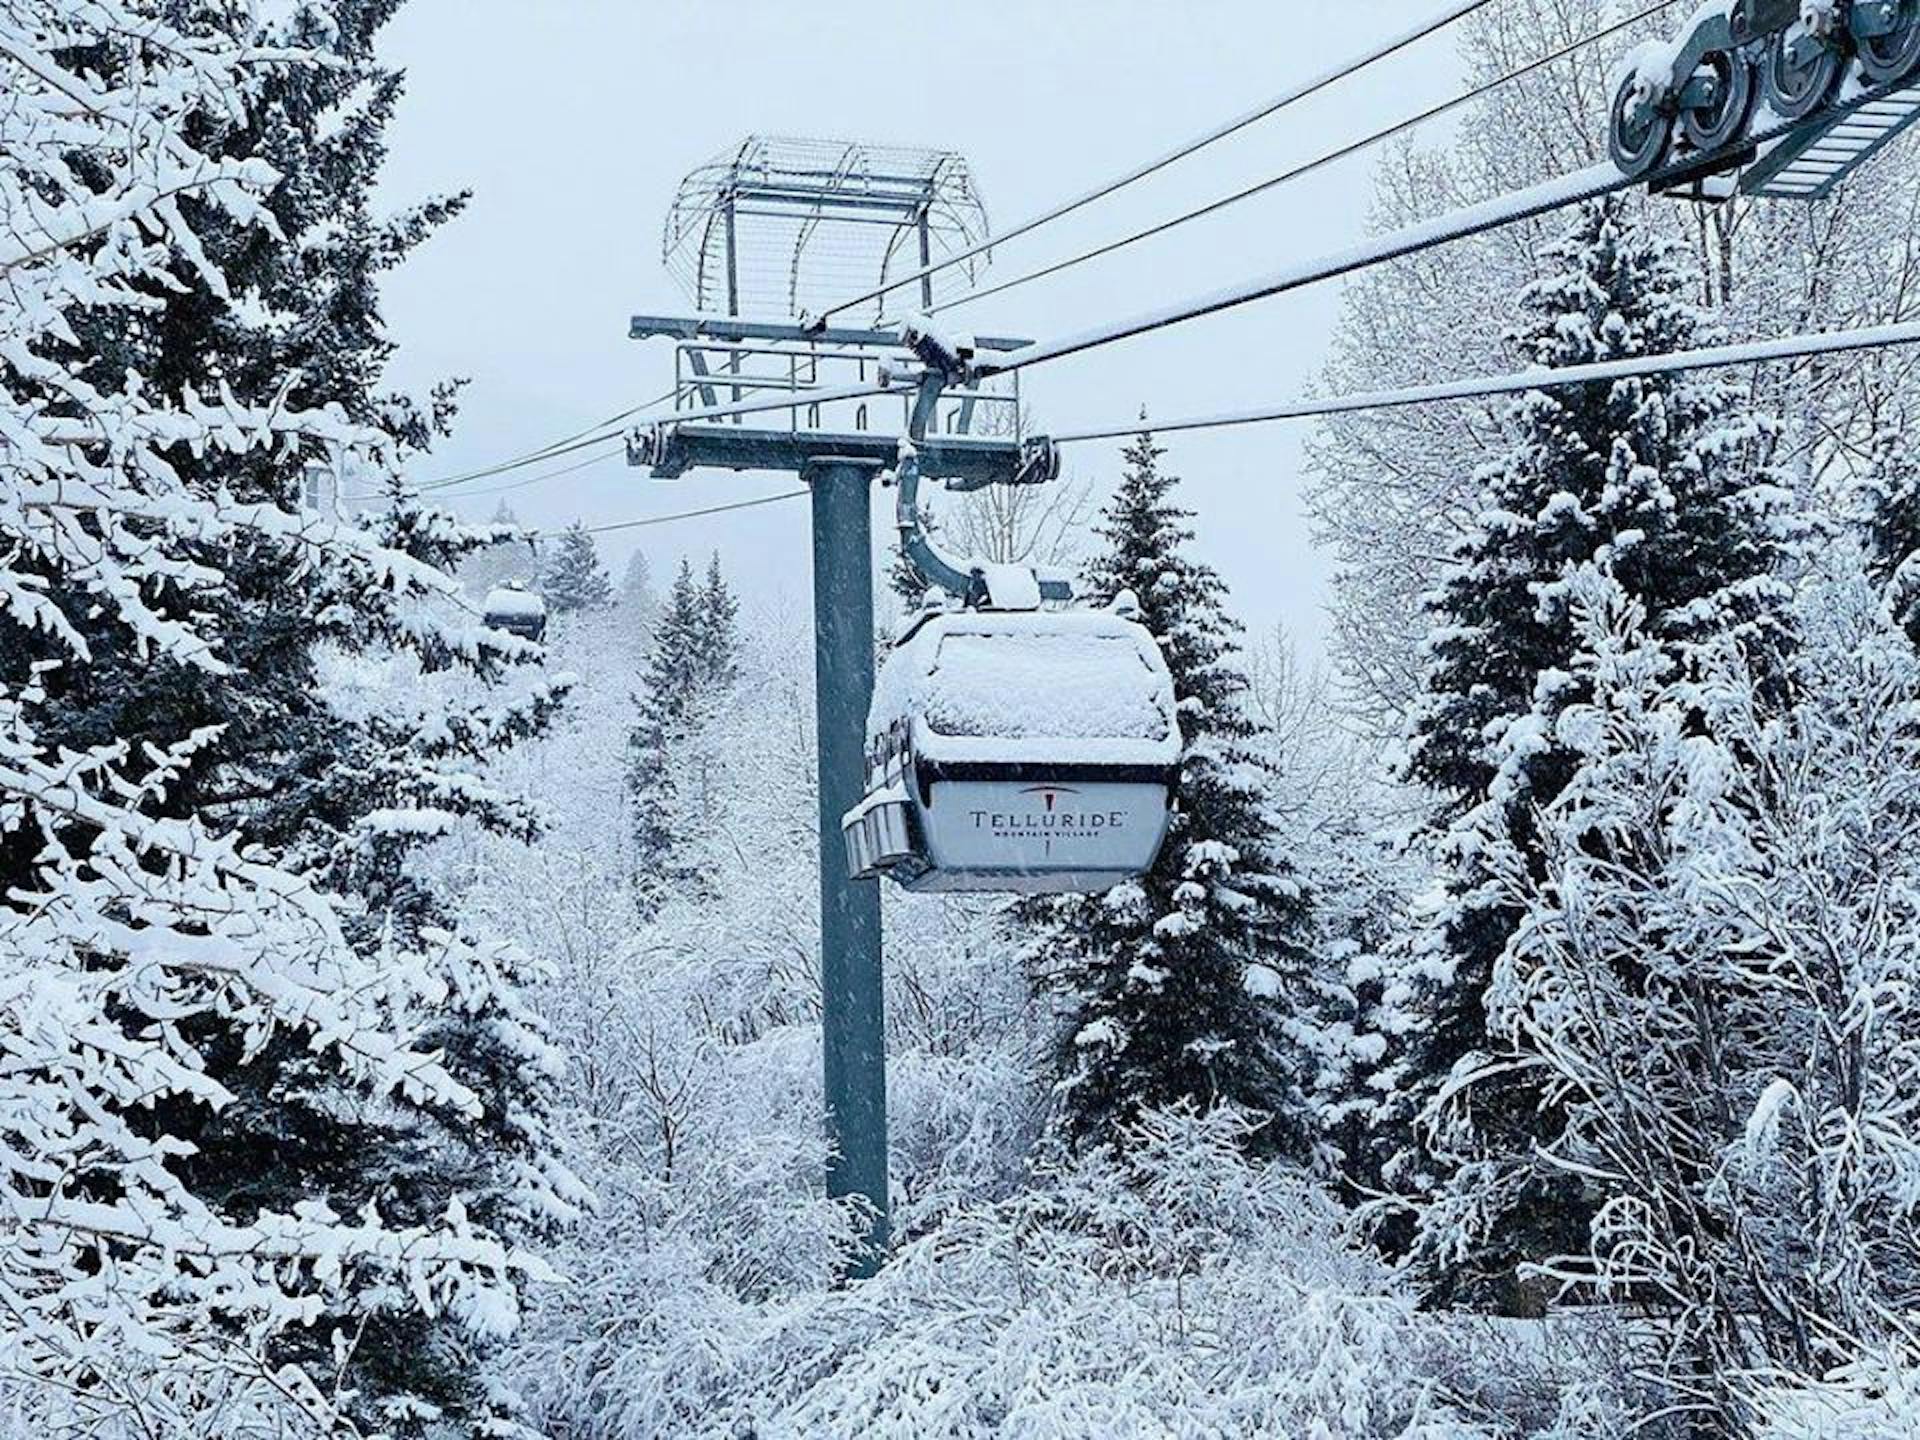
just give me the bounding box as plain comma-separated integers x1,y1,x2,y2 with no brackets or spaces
844,598,1180,893
482,583,548,642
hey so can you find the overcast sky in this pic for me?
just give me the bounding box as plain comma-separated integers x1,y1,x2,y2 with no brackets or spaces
374,1,1470,656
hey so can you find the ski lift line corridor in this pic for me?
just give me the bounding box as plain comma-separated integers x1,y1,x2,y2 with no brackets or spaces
607,0,1920,1285
484,317,1920,553
432,318,1920,568
444,317,1920,574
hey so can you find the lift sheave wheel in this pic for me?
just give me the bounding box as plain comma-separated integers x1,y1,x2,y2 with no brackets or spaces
1760,23,1845,119
1610,0,1920,198
1678,49,1757,152
1610,75,1673,178
1858,0,1920,82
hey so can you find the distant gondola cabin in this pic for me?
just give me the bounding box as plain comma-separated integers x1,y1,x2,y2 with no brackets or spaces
482,584,548,642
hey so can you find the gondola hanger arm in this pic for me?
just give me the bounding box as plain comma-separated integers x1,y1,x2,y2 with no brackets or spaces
890,359,1069,609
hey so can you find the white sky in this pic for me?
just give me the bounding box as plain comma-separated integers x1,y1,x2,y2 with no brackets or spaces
375,1,1471,656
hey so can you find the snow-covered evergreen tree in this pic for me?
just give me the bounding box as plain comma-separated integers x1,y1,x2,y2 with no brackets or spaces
698,551,740,689
1023,432,1319,1161
628,560,699,901
1380,200,1788,1309
1857,420,1920,644
618,545,660,627
1237,626,1420,1197
150,4,579,1425
543,520,615,615
626,557,740,911
0,4,576,1432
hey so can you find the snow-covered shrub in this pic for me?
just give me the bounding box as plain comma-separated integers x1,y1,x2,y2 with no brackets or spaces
506,1091,1630,1437
884,1029,1042,1235
885,886,1049,1235
716,1106,1513,1439
1751,1351,1920,1440
1460,557,1920,1426
507,1008,861,1438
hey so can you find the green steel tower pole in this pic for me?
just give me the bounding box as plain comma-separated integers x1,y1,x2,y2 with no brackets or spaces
807,456,888,1276
628,313,1033,1282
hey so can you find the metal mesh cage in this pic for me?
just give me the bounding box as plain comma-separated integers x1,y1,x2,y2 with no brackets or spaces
662,136,991,322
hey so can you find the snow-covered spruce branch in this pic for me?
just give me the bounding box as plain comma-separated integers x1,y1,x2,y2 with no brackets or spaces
0,164,276,276
0,750,481,1113
4,1189,546,1294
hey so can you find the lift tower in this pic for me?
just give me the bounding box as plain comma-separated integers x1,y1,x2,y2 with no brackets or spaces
633,137,1033,1275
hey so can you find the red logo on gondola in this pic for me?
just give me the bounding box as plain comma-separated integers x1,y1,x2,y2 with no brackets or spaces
1019,785,1081,814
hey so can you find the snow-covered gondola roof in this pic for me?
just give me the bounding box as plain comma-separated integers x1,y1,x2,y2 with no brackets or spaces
871,608,1180,768
483,586,547,620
